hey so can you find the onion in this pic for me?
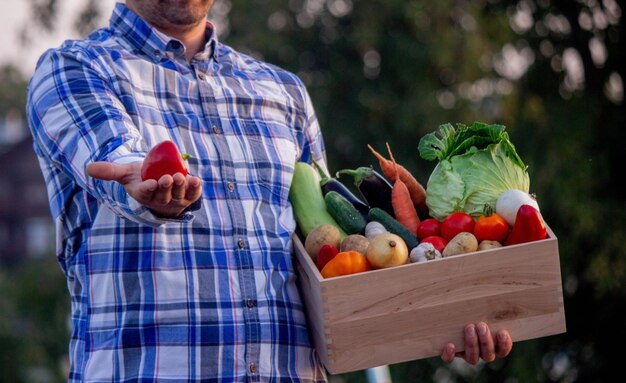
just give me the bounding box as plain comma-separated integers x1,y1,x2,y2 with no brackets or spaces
496,189,540,226
365,233,408,269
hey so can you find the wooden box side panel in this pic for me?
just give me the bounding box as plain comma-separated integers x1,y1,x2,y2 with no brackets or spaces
321,237,566,374
292,236,331,368
321,236,561,323
326,284,565,373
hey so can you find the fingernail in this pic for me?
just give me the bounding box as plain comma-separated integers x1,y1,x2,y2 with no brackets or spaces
465,324,475,336
477,323,487,336
497,331,508,343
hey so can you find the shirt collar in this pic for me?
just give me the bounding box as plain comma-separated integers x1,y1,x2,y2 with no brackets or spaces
109,2,218,62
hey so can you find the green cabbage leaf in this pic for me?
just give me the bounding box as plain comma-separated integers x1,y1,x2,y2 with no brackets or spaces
418,122,530,220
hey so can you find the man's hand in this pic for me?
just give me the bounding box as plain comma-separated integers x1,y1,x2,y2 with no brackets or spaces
87,161,203,218
440,322,512,365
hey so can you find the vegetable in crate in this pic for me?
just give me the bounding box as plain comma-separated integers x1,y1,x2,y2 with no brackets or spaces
316,244,339,271
141,140,191,181
505,204,548,245
289,162,347,238
304,224,342,260
420,235,448,254
366,232,409,269
417,218,442,240
336,166,395,216
418,122,530,221
367,207,419,250
321,251,371,278
474,205,509,243
311,158,369,218
324,191,368,234
385,143,421,236
368,143,427,215
496,189,540,226
441,212,475,242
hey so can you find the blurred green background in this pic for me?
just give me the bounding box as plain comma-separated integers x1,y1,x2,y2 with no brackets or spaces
0,0,624,382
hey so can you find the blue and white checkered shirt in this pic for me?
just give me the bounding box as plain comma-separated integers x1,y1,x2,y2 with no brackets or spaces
27,3,327,382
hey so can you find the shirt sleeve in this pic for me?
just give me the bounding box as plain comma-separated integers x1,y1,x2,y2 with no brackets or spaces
296,80,329,173
26,46,194,226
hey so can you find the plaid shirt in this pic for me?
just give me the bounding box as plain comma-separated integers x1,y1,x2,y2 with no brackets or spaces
27,3,327,382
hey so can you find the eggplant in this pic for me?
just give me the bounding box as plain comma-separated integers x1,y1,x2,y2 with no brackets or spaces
311,159,370,218
335,166,395,217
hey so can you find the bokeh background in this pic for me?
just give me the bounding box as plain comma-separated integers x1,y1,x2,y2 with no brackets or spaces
0,0,624,382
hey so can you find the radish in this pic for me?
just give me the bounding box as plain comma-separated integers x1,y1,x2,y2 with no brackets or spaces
496,189,540,226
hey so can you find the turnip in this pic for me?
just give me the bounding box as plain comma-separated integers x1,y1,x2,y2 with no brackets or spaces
496,189,540,226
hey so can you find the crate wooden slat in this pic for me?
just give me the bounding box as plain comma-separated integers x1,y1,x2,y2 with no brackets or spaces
293,227,566,374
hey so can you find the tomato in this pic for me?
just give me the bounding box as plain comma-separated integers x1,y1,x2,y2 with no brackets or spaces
420,236,448,254
441,212,475,241
474,211,510,243
417,218,442,240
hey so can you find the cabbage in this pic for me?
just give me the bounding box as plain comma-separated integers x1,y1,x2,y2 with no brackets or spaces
418,122,530,220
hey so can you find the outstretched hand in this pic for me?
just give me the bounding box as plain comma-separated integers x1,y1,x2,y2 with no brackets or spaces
87,161,202,218
441,322,512,365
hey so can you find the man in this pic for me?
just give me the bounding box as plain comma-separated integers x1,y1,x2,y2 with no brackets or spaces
27,0,512,381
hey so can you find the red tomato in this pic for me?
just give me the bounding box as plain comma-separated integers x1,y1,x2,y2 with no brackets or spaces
417,218,442,240
441,212,475,241
474,212,509,243
420,236,448,254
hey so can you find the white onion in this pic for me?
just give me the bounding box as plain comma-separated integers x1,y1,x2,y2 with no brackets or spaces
496,189,540,226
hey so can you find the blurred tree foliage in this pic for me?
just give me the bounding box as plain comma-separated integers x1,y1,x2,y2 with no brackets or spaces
2,0,623,382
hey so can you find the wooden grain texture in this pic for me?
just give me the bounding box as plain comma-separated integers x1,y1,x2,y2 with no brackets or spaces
293,227,566,374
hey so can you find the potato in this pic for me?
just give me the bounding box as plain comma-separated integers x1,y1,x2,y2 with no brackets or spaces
340,234,370,254
478,240,503,251
442,232,478,257
304,224,342,260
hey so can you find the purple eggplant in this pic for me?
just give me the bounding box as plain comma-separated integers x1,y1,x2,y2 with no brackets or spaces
336,166,395,217
311,158,370,218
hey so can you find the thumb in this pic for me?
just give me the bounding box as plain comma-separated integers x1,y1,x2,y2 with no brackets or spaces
87,161,135,184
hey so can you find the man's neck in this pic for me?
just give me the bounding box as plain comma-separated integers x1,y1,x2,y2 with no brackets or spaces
125,1,209,61
158,22,208,61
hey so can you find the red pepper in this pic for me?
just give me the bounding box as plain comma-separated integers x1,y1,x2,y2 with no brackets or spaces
505,204,548,246
141,140,191,181
316,244,339,271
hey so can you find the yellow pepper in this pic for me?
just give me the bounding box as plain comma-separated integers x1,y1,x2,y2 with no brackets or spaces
320,251,371,278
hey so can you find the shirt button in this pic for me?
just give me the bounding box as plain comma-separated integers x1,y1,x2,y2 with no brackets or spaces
197,72,206,80
227,182,235,192
249,362,257,374
246,298,255,308
212,125,221,134
237,239,246,249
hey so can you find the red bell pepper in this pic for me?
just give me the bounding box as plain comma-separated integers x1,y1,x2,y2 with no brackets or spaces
141,140,191,181
316,244,339,271
505,204,548,246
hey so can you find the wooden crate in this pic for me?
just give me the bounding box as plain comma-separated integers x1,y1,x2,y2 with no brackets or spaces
293,227,566,374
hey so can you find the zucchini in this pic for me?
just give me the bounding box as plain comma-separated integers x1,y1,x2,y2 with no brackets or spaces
367,207,419,249
289,162,347,238
324,191,367,234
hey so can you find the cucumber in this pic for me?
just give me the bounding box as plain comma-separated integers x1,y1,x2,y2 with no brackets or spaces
367,207,419,249
324,191,367,234
289,162,347,238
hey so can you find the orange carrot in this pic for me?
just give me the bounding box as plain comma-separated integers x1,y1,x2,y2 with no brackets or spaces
367,143,427,212
387,143,421,235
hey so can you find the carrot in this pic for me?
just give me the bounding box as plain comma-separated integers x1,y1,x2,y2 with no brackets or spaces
367,143,427,212
386,143,420,235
